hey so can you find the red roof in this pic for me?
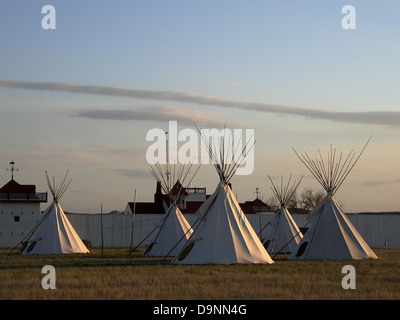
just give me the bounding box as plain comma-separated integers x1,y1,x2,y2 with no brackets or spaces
0,179,47,203
244,198,277,213
0,179,36,193
127,201,165,214
169,180,188,197
239,202,256,214
245,198,268,207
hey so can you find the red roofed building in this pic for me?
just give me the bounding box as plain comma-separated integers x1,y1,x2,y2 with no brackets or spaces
125,181,209,215
244,198,278,214
0,179,47,203
125,181,277,215
0,163,48,246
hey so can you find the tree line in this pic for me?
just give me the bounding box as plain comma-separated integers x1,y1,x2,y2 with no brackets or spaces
265,187,336,214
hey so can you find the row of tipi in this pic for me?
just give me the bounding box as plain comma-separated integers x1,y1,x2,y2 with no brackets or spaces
141,132,377,263
13,127,377,262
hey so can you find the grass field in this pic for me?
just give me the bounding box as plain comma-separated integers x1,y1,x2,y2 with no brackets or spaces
0,247,399,300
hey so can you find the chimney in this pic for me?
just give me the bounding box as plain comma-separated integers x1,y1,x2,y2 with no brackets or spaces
154,181,162,204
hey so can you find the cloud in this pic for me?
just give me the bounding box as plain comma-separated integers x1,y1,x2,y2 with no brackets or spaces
110,168,150,179
2,79,400,128
364,179,400,187
73,105,247,128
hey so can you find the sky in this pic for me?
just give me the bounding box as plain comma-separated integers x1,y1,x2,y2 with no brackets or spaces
0,1,400,213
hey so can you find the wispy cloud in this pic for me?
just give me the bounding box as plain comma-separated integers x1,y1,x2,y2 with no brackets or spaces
72,105,245,128
110,168,150,179
2,79,400,128
364,179,400,187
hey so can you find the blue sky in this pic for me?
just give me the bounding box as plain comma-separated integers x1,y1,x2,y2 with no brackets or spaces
1,1,400,213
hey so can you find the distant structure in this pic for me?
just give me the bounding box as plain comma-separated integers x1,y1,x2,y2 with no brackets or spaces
0,161,47,247
125,182,277,216
125,181,207,215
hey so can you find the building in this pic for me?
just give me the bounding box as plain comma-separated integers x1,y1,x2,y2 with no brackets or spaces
0,163,47,247
243,197,278,214
125,181,278,215
125,181,208,215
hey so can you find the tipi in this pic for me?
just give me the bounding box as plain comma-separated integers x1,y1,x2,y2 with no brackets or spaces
262,175,303,254
142,162,198,257
172,127,274,265
20,171,89,255
289,139,378,260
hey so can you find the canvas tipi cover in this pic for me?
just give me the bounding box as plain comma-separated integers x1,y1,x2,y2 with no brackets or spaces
262,174,303,254
22,200,89,255
21,171,89,255
289,138,378,260
143,204,193,257
141,162,200,258
172,181,274,264
288,194,377,260
263,206,303,254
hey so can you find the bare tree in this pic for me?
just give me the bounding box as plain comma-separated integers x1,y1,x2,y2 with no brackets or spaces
267,187,338,214
287,191,299,210
299,187,325,213
266,194,279,207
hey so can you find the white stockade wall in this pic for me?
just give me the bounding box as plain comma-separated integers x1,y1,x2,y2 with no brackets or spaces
67,213,162,248
347,214,400,249
66,213,400,250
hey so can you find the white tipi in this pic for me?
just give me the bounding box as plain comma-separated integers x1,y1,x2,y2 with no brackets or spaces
142,163,198,257
289,139,378,260
172,127,274,265
262,175,303,254
21,171,89,255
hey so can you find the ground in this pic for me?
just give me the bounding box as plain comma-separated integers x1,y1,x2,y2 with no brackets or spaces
0,247,399,300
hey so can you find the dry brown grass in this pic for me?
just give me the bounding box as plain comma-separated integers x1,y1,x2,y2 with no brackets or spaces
0,247,399,300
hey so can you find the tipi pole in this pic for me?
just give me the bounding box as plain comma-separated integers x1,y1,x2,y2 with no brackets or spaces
100,203,104,257
129,189,137,263
302,204,324,260
142,205,173,256
271,221,309,259
270,209,282,253
257,219,272,238
127,226,157,256
159,217,201,263
8,204,53,255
